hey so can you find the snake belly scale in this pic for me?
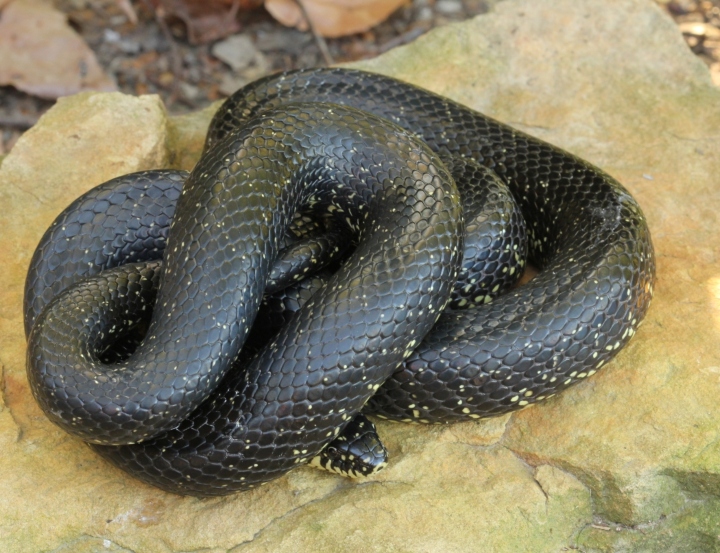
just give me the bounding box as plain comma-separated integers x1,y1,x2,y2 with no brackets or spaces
25,68,655,496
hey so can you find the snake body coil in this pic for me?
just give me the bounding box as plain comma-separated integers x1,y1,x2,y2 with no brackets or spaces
25,69,655,496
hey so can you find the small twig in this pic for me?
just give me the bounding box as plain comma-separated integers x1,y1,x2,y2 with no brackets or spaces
590,523,612,531
296,0,335,66
228,0,242,25
141,0,183,103
115,0,138,24
379,23,430,53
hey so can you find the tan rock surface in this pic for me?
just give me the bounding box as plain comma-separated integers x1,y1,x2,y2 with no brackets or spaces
166,100,222,171
1,0,719,551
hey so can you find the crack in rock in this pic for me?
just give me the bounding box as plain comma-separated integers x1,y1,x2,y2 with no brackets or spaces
227,480,405,551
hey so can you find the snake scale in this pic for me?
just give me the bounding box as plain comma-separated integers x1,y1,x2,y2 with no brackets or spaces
24,68,655,496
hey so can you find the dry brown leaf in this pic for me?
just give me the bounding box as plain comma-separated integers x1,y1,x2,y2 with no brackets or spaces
150,0,263,44
0,0,116,99
265,0,410,38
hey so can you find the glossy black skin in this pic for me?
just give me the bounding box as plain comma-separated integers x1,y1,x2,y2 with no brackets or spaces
23,170,351,336
24,170,184,339
21,164,521,480
27,100,463,493
25,68,655,496
443,158,527,310
203,68,656,424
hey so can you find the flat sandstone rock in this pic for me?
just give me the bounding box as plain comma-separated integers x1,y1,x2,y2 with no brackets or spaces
1,0,719,551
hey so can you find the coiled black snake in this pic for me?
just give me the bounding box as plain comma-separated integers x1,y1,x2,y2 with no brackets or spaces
24,68,655,496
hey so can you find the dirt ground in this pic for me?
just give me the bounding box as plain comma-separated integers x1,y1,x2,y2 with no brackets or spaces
0,0,718,156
